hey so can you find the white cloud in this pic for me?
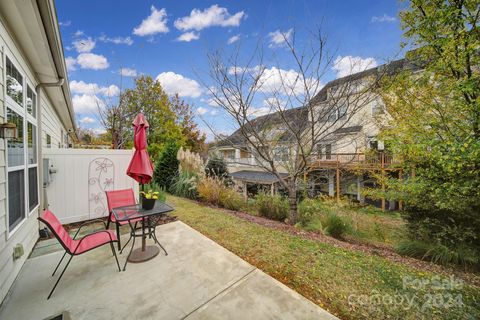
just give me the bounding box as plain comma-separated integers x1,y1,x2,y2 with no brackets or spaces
196,107,208,115
98,35,133,45
72,37,96,53
70,80,119,97
268,28,293,48
228,34,240,44
156,72,202,98
72,94,105,114
74,30,84,37
210,109,219,116
76,53,109,70
371,14,396,23
79,116,96,124
332,55,378,78
133,6,169,36
92,128,107,135
65,56,77,71
176,32,200,42
248,107,271,118
119,68,138,77
59,20,71,27
234,66,319,95
100,85,120,97
174,5,245,31
206,97,220,107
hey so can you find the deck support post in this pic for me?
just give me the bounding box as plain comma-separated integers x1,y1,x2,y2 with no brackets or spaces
328,171,335,197
336,168,340,203
381,153,386,211
243,181,248,201
270,183,274,195
399,169,403,210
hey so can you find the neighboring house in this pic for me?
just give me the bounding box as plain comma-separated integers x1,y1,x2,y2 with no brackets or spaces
0,0,76,303
213,58,420,209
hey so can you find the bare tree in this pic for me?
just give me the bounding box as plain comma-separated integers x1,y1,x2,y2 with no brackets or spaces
205,28,383,223
98,93,133,149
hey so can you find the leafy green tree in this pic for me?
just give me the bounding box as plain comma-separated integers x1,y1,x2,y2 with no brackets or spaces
378,0,480,250
170,94,207,154
153,141,180,190
123,76,185,150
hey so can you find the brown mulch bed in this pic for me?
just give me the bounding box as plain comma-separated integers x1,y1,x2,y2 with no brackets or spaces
193,199,480,287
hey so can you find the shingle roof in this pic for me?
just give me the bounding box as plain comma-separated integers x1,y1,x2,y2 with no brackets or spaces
215,107,308,147
230,170,289,183
311,58,423,105
215,57,422,149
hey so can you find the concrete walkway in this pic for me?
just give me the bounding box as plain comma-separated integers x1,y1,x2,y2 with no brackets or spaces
0,221,338,320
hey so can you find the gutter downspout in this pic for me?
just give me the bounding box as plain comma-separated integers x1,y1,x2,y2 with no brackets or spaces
36,78,64,213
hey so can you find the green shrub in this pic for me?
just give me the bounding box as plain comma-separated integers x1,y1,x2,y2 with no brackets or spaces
205,154,231,185
255,192,289,221
395,240,479,268
324,213,351,239
171,171,198,199
153,141,179,191
218,188,244,211
297,198,330,225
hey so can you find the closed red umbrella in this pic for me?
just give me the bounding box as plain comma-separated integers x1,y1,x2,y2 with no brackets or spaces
126,113,154,185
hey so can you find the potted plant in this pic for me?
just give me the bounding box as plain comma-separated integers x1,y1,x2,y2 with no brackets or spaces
140,189,160,210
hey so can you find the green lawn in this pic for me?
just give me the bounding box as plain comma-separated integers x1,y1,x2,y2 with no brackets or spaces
298,199,407,247
167,195,480,320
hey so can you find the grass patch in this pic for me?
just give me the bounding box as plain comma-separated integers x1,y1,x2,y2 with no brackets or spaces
167,195,480,320
298,198,406,247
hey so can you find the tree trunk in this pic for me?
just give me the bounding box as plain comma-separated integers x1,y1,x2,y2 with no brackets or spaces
287,187,297,225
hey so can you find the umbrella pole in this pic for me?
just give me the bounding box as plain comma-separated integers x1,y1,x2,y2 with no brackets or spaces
140,183,147,251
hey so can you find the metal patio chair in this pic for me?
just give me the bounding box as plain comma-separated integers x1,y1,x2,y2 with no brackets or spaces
38,210,121,299
105,189,141,251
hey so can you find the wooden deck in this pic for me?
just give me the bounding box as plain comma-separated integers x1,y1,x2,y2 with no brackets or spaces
308,152,399,171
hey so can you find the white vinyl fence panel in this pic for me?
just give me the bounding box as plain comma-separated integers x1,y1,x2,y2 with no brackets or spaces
43,149,139,223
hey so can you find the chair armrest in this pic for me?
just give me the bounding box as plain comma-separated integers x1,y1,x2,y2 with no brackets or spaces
73,230,116,254
72,219,108,239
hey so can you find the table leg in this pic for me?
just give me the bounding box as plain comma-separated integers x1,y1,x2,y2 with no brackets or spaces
123,227,136,271
127,216,160,263
141,217,146,251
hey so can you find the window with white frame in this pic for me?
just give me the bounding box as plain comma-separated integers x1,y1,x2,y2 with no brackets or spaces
5,56,38,233
337,103,347,120
372,103,385,116
273,146,289,161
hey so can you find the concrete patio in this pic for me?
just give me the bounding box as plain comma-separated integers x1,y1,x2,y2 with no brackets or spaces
0,221,337,320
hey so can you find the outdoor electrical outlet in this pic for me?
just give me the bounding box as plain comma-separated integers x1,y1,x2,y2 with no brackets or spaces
13,244,24,260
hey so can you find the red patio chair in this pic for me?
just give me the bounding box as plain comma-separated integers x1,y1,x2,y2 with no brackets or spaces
38,210,120,299
105,189,141,251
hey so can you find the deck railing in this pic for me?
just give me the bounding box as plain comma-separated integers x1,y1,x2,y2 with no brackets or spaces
223,152,399,169
309,152,398,168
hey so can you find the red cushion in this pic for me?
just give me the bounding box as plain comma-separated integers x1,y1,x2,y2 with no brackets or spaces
71,230,118,254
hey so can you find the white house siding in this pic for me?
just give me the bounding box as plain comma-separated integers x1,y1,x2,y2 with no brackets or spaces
0,18,46,304
41,95,68,149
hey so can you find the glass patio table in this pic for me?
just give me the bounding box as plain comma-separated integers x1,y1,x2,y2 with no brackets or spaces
112,202,174,271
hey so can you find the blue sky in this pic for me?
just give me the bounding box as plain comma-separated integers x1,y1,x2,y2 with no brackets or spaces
56,0,406,139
